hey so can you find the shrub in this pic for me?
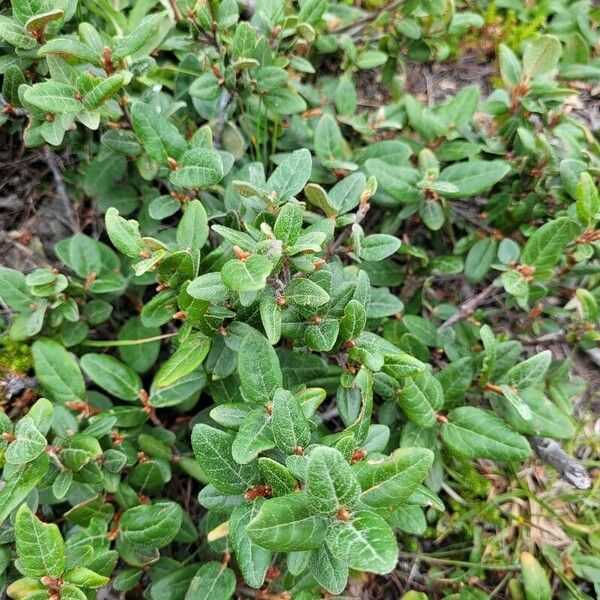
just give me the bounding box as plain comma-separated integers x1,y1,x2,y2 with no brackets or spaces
0,0,598,598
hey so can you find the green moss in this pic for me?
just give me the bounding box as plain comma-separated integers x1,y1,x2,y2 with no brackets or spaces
0,337,33,375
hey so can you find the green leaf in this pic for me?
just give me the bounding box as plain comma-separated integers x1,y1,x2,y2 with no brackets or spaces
354,447,434,512
0,267,32,310
263,88,307,115
259,295,282,345
326,508,398,574
437,85,479,129
187,272,229,302
439,160,510,198
185,562,236,600
497,238,521,264
60,434,101,472
335,76,357,115
274,199,303,246
419,199,445,231
365,160,421,204
189,72,221,101
504,350,551,390
359,234,401,262
402,315,438,347
221,255,273,292
436,357,474,404
521,552,552,600
298,0,327,24
118,317,161,374
521,217,579,270
569,550,600,583
397,371,444,428
80,353,142,402
285,278,330,307
305,319,339,352
232,21,256,57
63,566,109,588
15,504,65,579
120,502,183,549
306,446,360,515
497,385,532,421
442,407,531,461
32,338,85,402
465,238,497,283
27,397,53,435
105,207,145,258
83,73,126,109
258,457,297,496
0,454,48,525
501,270,529,301
490,386,575,439
246,491,327,551
238,330,282,403
230,501,272,589
266,149,312,202
170,149,224,189
253,66,287,94
575,172,599,226
23,81,82,113
309,544,349,595
0,16,38,49
232,408,275,464
112,14,162,60
340,299,366,342
523,35,562,79
131,102,187,165
344,367,374,446
498,44,522,87
314,113,347,161
356,50,388,70
5,417,46,465
272,389,311,453
38,37,99,63
191,423,259,494
154,334,211,388
25,9,65,34
58,584,87,600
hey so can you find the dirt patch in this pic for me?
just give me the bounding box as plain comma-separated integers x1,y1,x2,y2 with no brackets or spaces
0,131,73,271
405,51,496,104
356,67,392,106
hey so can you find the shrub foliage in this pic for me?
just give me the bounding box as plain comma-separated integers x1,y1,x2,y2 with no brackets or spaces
0,0,598,598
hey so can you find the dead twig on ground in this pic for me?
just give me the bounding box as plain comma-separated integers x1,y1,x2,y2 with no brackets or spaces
215,90,233,150
0,375,39,400
41,147,78,232
333,0,404,38
438,283,498,330
327,199,371,258
530,437,592,490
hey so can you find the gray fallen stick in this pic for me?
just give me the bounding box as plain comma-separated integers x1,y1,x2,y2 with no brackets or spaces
530,436,592,490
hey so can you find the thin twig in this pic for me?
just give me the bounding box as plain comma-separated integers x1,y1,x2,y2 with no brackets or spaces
328,200,371,257
438,283,497,330
81,332,178,347
0,98,27,117
167,0,182,21
530,437,592,490
41,147,78,232
451,203,496,234
396,551,521,571
214,90,233,149
332,0,404,36
0,375,39,399
520,332,566,346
